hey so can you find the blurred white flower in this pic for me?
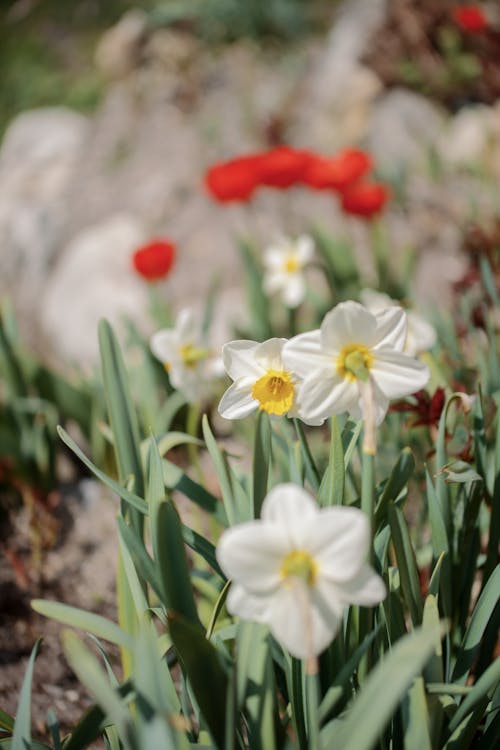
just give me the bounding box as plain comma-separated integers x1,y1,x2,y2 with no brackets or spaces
263,235,314,308
360,289,437,356
150,309,221,403
282,301,430,428
216,483,386,660
218,337,320,423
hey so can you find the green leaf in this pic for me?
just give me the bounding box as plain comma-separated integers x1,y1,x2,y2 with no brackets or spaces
318,416,344,506
155,500,201,626
62,631,133,750
12,638,41,750
388,505,423,626
202,415,238,525
449,657,500,735
322,623,443,750
375,448,414,526
181,524,225,579
62,680,134,750
57,426,148,515
155,431,203,457
98,319,144,533
117,517,164,601
206,580,231,640
452,565,500,685
402,677,431,750
253,411,271,518
0,709,14,733
31,600,133,649
163,459,228,526
293,419,320,491
169,612,228,750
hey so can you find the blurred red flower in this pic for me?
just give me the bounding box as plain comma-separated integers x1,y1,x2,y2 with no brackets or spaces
303,148,373,190
257,145,313,188
391,388,446,428
340,181,390,218
204,155,263,202
451,5,488,32
132,239,176,281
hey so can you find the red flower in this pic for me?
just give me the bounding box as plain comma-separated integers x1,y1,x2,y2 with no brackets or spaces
391,388,446,428
256,145,313,188
303,148,373,191
451,5,488,32
340,181,390,219
204,154,263,203
132,239,176,281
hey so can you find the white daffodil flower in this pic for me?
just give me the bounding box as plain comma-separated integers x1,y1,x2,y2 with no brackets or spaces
216,483,386,660
360,289,437,357
263,235,314,308
282,300,430,430
150,309,221,403
217,337,320,423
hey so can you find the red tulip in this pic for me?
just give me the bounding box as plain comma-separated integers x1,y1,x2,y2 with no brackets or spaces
303,148,373,191
256,145,314,188
132,239,176,281
204,154,263,202
451,5,488,32
340,181,390,219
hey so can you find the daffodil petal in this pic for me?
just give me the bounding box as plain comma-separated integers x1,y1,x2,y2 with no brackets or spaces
321,301,377,351
216,522,288,594
150,330,178,362
371,350,430,399
297,373,358,422
266,583,341,659
373,307,407,352
296,235,315,262
226,583,268,622
334,564,386,606
261,483,318,546
254,338,287,370
218,381,257,420
222,340,263,380
303,507,370,580
282,275,305,308
406,312,437,355
282,330,328,377
176,308,198,342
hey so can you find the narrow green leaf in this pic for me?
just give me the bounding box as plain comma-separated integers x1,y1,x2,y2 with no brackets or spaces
12,638,41,750
452,565,500,685
293,419,320,491
155,501,200,626
117,517,164,601
422,595,443,684
32,600,133,650
169,612,228,750
163,459,227,526
449,657,500,734
253,411,271,518
181,524,225,579
62,631,133,750
98,319,144,535
206,580,231,640
402,677,431,750
62,680,134,750
375,448,414,526
388,505,423,626
202,415,237,525
325,623,443,750
238,240,272,340
318,416,344,506
0,709,14,733
57,426,148,514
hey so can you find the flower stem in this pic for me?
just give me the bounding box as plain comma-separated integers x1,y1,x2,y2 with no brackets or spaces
287,305,297,337
305,668,323,750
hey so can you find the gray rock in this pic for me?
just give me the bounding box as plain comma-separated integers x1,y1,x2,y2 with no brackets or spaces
41,214,151,367
367,88,445,173
0,108,89,340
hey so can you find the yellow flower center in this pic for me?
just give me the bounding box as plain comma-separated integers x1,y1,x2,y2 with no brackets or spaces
337,344,374,382
180,343,208,369
280,549,318,587
251,369,295,416
284,254,300,274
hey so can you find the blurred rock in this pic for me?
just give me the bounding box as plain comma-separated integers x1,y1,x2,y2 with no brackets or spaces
0,108,89,340
41,214,150,367
95,9,149,79
437,103,500,171
367,88,445,173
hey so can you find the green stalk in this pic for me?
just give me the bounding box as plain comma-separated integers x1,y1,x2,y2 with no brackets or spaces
186,401,204,484
305,668,322,750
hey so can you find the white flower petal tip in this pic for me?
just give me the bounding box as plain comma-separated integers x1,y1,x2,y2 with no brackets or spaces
283,299,431,427
216,483,385,659
262,234,314,308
